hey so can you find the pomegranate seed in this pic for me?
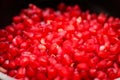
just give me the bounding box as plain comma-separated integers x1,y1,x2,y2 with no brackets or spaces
0,42,9,53
77,63,89,71
97,71,107,79
16,67,26,78
0,56,4,64
26,67,36,77
13,16,21,23
20,56,29,67
9,60,16,69
23,19,33,27
8,70,17,77
47,66,57,79
0,3,119,80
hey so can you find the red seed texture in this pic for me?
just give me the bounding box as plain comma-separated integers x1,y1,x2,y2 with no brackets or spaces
0,3,120,80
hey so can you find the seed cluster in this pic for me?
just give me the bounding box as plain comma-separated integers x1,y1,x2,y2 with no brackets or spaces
0,3,120,80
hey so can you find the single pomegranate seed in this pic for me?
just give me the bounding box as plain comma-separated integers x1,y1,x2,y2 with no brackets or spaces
47,66,57,79
23,19,33,27
89,68,97,77
36,72,47,80
31,14,40,22
107,68,117,79
20,56,29,67
13,16,21,23
73,69,81,80
9,60,16,69
14,23,24,30
9,47,19,57
97,71,107,79
38,56,48,67
0,56,4,64
8,70,17,77
0,29,8,37
97,13,106,23
2,60,10,69
16,67,26,78
0,42,9,53
77,63,89,71
26,67,36,77
62,54,72,65
5,25,15,34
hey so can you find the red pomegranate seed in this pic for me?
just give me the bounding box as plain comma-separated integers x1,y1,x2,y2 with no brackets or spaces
14,23,24,30
38,56,48,67
77,63,89,71
97,71,107,79
36,72,47,80
20,56,29,67
0,3,120,80
6,25,15,34
16,67,26,78
8,70,17,77
9,60,16,69
107,68,117,79
62,54,72,66
26,67,36,77
0,42,9,53
47,66,57,79
73,69,81,80
13,16,21,23
0,56,4,64
23,19,33,27
89,68,97,77
9,47,19,57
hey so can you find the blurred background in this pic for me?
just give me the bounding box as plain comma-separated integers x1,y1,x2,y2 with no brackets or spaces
0,0,120,27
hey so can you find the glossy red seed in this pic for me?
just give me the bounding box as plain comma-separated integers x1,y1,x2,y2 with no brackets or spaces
65,24,75,32
89,68,97,77
38,56,48,67
77,63,89,71
13,16,21,23
9,47,19,57
31,14,40,22
73,69,81,80
16,67,26,78
107,68,117,79
74,51,85,62
47,66,57,79
9,60,16,69
23,19,33,27
0,3,119,80
15,23,24,30
20,56,29,67
97,71,107,79
0,56,4,64
0,29,8,37
36,72,47,80
58,67,69,77
62,54,72,65
26,67,36,77
8,70,17,77
7,34,13,42
2,60,10,69
97,13,106,23
5,25,15,34
0,42,9,53
20,42,28,49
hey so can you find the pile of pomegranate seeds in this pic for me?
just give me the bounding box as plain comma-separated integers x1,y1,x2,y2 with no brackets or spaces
0,3,120,80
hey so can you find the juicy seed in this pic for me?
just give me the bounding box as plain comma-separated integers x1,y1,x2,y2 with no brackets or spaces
0,3,120,80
